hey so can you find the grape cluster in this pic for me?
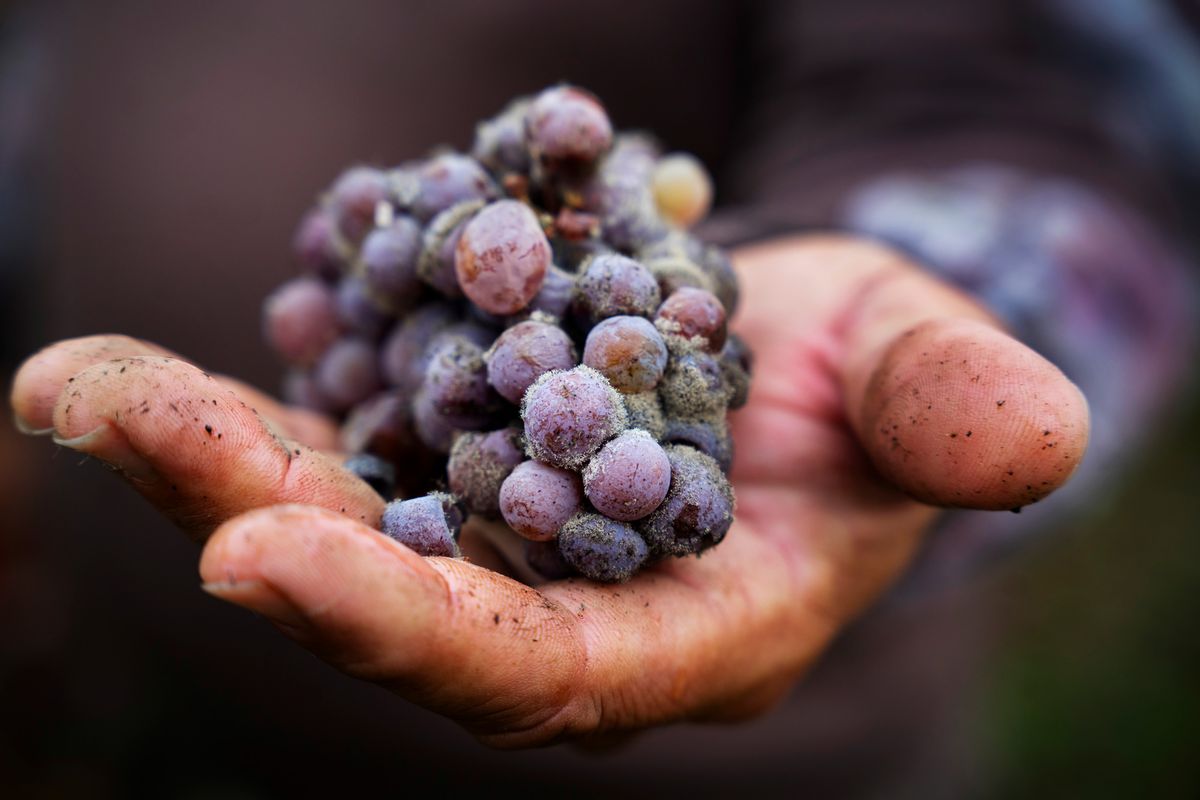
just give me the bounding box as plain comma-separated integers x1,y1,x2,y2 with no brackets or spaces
263,84,750,583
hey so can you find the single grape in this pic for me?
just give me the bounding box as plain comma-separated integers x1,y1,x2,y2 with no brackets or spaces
333,276,392,341
472,97,532,174
582,430,671,521
557,512,648,583
360,216,423,307
448,427,525,518
455,200,551,315
580,134,668,251
658,349,731,418
524,539,576,580
313,337,381,411
418,199,483,299
343,453,397,499
663,416,733,473
293,207,344,281
621,391,666,439
325,166,389,246
340,391,417,461
719,333,753,409
572,253,661,325
637,445,734,558
484,320,577,404
381,492,465,558
582,315,668,393
498,460,583,541
411,387,457,454
282,369,335,414
655,286,727,352
523,264,576,320
262,277,339,366
521,366,628,470
379,303,457,394
421,335,498,429
643,255,715,300
526,85,613,165
411,153,498,223
651,152,713,228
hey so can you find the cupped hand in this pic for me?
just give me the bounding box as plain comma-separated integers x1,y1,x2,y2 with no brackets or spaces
9,235,1088,748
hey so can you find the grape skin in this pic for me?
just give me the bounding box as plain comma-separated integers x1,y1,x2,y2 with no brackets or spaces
313,337,381,411
557,512,649,583
582,315,668,394
360,216,423,307
485,320,577,404
455,200,551,315
499,460,583,541
637,445,734,558
521,366,628,471
572,253,661,325
655,286,727,352
263,277,340,366
582,430,671,522
526,85,613,165
381,493,465,558
448,427,526,518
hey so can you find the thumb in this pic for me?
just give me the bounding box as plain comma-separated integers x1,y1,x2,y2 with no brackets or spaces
834,239,1090,510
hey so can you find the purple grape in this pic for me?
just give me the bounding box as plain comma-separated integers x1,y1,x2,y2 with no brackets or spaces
381,493,465,558
326,166,389,246
719,333,753,410
263,277,340,366
447,427,525,517
421,335,498,429
379,303,456,394
658,350,730,418
572,253,661,325
523,264,576,320
472,97,532,174
557,512,648,583
526,85,613,166
411,387,457,454
663,417,733,473
521,366,628,470
621,391,666,439
637,445,734,558
524,538,575,580
498,460,583,541
455,200,551,314
340,391,417,461
581,135,668,251
333,277,392,341
282,369,335,414
411,153,498,223
582,430,671,522
643,255,714,299
360,216,423,307
485,320,577,404
418,199,483,299
697,245,739,317
656,287,727,352
313,337,381,411
293,208,344,281
582,315,668,394
343,453,397,499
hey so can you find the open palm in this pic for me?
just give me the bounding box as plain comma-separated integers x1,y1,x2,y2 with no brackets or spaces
10,234,1087,748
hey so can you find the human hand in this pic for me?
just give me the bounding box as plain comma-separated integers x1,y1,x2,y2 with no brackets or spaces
9,234,1088,748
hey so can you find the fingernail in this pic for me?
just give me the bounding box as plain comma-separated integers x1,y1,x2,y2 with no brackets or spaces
52,424,159,483
202,578,309,631
13,412,54,436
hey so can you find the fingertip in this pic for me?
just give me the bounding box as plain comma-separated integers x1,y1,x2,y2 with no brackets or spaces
858,318,1090,510
11,335,173,432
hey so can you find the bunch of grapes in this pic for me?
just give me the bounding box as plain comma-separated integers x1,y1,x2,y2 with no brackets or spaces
262,85,751,583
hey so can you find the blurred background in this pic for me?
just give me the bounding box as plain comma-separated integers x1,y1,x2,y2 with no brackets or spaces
0,0,1196,796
